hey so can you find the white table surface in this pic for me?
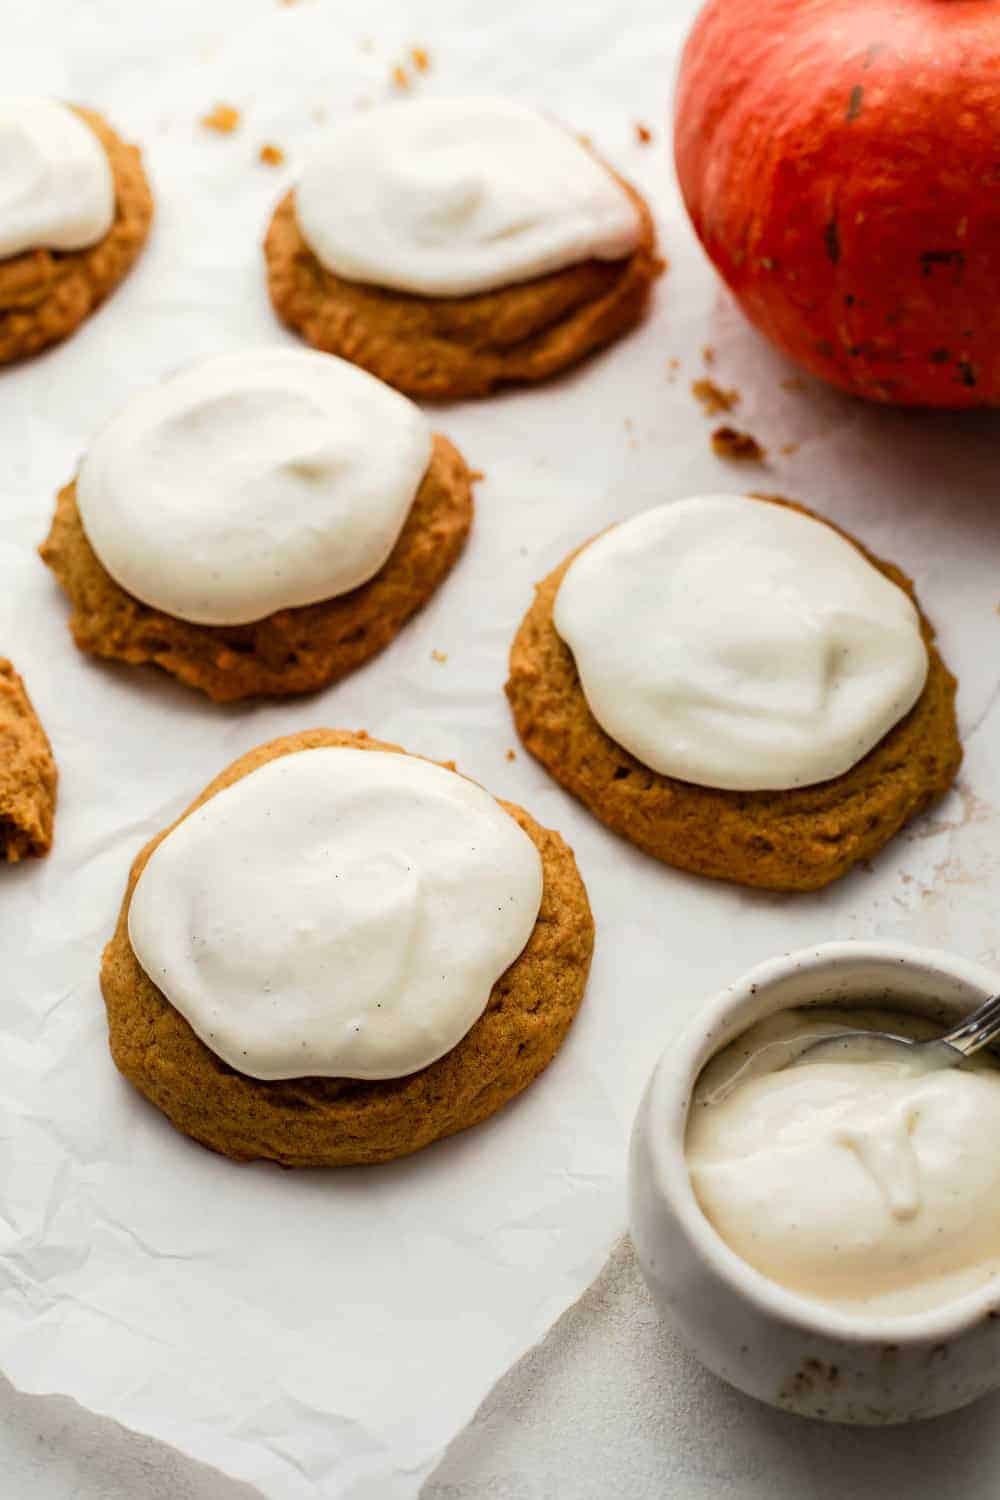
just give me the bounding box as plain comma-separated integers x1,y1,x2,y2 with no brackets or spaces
5,1237,1000,1500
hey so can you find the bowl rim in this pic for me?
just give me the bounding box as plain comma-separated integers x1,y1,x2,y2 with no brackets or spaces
641,938,1000,1346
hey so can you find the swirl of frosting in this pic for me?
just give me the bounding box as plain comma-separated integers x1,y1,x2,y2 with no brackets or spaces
295,97,642,297
0,97,114,259
553,496,929,792
128,748,544,1081
76,349,433,626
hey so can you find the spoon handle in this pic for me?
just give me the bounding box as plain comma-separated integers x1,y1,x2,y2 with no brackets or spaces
941,994,1000,1057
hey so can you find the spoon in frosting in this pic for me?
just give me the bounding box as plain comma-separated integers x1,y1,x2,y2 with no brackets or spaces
792,993,1000,1073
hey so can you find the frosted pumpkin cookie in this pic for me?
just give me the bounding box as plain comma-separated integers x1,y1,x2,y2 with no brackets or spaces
40,349,473,702
264,97,662,399
102,729,594,1166
0,98,152,364
0,660,57,862
506,494,961,892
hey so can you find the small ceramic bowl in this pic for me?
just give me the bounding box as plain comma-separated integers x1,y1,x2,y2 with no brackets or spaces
629,941,1000,1424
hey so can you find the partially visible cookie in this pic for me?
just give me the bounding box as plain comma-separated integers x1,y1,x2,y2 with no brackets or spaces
0,106,153,365
506,496,962,892
101,729,594,1167
41,431,472,703
0,661,57,862
264,181,661,400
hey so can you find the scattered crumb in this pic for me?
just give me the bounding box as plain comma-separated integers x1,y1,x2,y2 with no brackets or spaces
780,375,805,392
201,103,241,134
391,63,410,89
668,357,680,371
431,649,448,664
711,426,766,462
506,749,517,762
692,377,739,416
258,143,285,166
779,441,800,456
624,417,634,431
635,122,652,145
702,345,715,365
468,468,486,483
311,106,327,123
279,0,301,6
578,133,593,148
359,36,374,51
411,46,431,72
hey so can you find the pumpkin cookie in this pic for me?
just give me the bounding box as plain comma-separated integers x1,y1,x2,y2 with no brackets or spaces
506,495,961,892
0,660,57,862
102,729,594,1167
0,101,152,365
264,97,662,400
40,350,473,703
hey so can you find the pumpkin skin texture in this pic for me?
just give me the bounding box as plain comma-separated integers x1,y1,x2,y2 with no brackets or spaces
675,0,1000,406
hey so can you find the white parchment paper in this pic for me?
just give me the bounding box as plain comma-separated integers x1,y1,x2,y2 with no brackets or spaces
2,2,1000,1498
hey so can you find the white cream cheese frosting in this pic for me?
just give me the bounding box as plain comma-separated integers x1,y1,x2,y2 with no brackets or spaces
128,747,544,1082
0,97,114,260
295,97,642,297
687,1008,1000,1317
553,495,929,792
76,348,433,626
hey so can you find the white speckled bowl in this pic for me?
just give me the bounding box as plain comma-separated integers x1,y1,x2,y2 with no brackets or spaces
629,941,1000,1424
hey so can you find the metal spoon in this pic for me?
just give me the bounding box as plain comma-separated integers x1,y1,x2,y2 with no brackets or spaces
792,993,1000,1072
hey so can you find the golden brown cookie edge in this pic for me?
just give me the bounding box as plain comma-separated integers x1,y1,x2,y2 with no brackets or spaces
0,659,58,862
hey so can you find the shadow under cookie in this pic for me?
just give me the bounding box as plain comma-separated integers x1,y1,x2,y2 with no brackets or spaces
101,728,595,1167
506,497,962,893
0,107,153,365
0,660,57,862
263,177,663,401
40,433,473,703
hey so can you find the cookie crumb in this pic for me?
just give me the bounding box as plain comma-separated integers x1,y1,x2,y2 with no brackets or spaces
712,426,766,462
411,46,431,72
431,649,448,664
635,122,652,145
201,103,241,134
258,143,285,166
668,356,680,371
506,749,517,762
692,377,739,416
468,469,486,483
391,63,410,89
311,106,327,123
359,35,374,51
779,441,800,456
781,375,805,392
702,344,715,365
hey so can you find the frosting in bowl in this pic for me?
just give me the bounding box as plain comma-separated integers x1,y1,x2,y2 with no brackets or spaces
128,748,544,1081
76,348,433,626
552,495,928,791
295,96,642,297
0,97,114,259
686,1007,1000,1317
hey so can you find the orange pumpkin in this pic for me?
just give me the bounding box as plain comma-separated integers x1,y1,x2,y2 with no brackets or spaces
675,0,1000,406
